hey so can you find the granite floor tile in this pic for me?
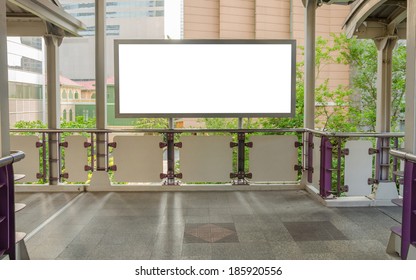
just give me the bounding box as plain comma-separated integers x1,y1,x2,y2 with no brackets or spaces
18,191,402,260
269,241,302,259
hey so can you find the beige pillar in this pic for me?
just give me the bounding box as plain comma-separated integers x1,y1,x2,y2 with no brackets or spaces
0,0,10,157
90,0,111,189
95,0,107,170
44,35,62,185
405,0,416,154
374,37,397,133
304,0,316,129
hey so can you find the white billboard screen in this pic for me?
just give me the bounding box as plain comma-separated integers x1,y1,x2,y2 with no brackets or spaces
115,40,296,118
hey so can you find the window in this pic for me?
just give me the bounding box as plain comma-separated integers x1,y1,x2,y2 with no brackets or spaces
20,37,43,50
62,90,67,99
69,109,73,121
69,90,74,99
63,109,67,121
8,83,42,99
21,57,43,74
75,92,79,99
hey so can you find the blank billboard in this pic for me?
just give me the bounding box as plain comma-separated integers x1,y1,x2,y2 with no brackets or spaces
115,40,296,118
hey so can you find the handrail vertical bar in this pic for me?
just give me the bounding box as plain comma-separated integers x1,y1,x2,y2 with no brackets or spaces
320,136,332,198
307,132,313,183
90,132,95,171
392,137,399,182
5,164,15,259
166,132,175,185
336,137,342,197
401,160,416,259
41,132,47,181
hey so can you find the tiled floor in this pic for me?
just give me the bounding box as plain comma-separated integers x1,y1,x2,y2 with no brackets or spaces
15,192,79,233
15,190,402,260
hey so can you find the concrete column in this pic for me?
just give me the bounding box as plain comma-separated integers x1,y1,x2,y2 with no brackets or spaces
303,0,316,129
374,37,397,133
95,0,107,170
90,0,111,189
405,0,416,154
374,37,397,183
0,0,10,157
44,35,61,185
302,0,316,187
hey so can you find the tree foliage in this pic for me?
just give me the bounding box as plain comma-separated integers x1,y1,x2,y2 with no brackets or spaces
133,118,168,129
259,34,406,132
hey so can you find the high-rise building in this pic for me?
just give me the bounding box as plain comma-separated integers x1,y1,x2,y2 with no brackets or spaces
7,37,46,126
59,0,165,80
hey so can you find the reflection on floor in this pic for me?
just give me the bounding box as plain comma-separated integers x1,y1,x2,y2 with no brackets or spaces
15,190,401,260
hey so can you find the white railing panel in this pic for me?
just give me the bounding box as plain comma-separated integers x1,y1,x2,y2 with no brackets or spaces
250,135,298,182
64,135,88,183
10,135,40,182
344,140,373,196
180,136,232,183
312,137,321,189
113,136,163,182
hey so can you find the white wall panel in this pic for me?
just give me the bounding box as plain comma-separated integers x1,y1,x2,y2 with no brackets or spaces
64,136,88,183
344,140,373,196
312,137,321,189
250,135,298,181
180,136,232,182
113,136,163,182
10,135,40,182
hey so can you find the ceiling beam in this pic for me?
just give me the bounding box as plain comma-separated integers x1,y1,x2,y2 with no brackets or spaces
355,20,406,39
7,19,46,36
344,0,388,38
387,9,407,33
8,0,85,36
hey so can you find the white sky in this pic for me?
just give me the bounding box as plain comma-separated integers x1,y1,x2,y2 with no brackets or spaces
164,0,182,39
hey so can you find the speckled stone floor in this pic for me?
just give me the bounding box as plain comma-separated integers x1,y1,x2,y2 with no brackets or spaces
15,190,401,260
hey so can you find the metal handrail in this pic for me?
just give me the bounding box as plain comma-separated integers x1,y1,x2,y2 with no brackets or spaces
9,127,405,137
390,149,416,162
10,128,305,134
305,128,404,138
0,150,25,168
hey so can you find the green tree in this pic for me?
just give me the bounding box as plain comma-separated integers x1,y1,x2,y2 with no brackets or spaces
133,118,168,129
13,120,46,132
335,35,406,132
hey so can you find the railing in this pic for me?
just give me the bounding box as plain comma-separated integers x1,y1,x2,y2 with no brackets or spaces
0,151,25,259
9,128,404,198
388,149,416,259
307,129,404,198
9,128,303,186
0,151,25,168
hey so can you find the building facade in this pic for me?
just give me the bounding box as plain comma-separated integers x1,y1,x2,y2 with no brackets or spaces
7,37,46,126
59,0,165,80
183,0,350,91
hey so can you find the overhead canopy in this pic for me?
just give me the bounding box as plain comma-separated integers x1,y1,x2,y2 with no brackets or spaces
6,0,85,37
343,0,407,39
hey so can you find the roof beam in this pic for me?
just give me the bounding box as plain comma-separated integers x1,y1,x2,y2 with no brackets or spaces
7,19,46,36
8,0,85,36
344,0,388,38
355,20,406,39
387,9,407,33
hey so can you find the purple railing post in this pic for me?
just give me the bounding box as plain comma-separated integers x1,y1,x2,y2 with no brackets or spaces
0,165,9,256
401,160,416,259
320,136,333,198
0,163,16,260
307,132,314,183
4,164,15,259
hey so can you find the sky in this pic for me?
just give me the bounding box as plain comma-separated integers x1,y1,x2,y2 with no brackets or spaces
164,0,183,39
